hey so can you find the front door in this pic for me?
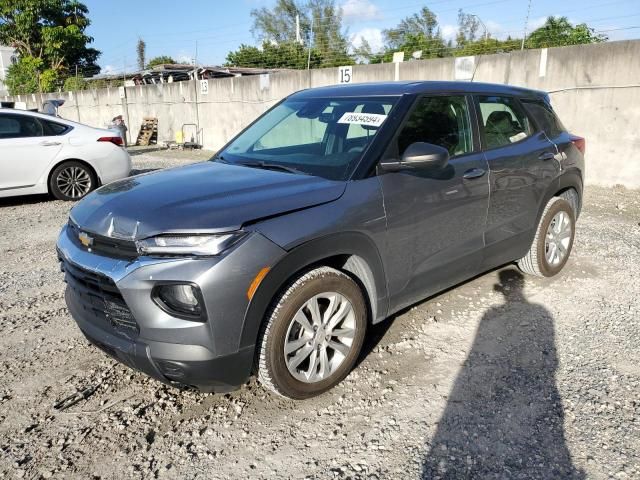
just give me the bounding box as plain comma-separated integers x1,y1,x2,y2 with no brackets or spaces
378,94,490,312
0,113,63,191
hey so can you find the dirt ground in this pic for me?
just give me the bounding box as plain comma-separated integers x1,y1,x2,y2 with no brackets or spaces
0,151,639,479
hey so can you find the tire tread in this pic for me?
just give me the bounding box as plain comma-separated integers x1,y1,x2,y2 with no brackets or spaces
256,266,352,398
517,196,572,277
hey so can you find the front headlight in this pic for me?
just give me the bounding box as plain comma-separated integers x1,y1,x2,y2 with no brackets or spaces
136,232,246,256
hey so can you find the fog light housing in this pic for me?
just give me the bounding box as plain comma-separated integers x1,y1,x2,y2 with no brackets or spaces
153,283,205,320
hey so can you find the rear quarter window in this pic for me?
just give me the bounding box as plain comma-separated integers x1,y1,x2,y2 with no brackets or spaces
522,100,566,138
42,119,71,136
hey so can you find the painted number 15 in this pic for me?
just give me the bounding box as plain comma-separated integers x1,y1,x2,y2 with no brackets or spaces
339,66,352,84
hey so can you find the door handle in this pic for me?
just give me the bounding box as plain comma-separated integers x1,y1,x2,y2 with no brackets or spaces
39,141,61,146
462,168,486,180
538,151,555,161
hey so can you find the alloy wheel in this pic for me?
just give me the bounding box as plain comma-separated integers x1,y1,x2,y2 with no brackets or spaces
56,166,92,199
545,210,572,266
284,292,356,383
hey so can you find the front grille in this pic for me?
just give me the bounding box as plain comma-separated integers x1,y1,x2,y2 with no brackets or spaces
67,221,138,260
61,258,139,337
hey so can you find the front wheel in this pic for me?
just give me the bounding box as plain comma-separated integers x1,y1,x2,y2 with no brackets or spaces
257,267,367,399
518,197,576,277
50,161,97,201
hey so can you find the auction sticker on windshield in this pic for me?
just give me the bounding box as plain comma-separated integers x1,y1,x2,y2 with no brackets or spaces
337,112,387,128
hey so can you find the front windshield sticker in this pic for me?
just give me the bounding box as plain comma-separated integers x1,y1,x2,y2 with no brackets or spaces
337,112,387,128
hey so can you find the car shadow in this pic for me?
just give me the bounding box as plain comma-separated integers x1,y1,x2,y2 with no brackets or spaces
356,266,510,369
419,269,584,479
0,193,51,208
127,146,165,156
129,168,160,176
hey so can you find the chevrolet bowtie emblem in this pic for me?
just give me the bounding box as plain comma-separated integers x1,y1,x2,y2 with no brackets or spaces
78,231,94,248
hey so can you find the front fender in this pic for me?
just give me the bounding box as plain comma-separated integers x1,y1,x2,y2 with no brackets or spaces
238,231,389,350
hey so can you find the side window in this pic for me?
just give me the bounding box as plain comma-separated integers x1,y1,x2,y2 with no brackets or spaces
521,100,566,138
394,95,473,158
42,119,70,136
477,96,532,149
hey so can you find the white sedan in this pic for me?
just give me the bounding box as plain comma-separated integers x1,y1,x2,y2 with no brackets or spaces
0,109,131,200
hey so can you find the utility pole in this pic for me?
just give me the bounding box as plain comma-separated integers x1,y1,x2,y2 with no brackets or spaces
521,0,532,50
307,16,314,70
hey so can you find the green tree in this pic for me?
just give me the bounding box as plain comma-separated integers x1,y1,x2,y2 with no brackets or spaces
352,38,374,64
4,56,57,94
136,38,146,70
526,16,608,48
456,9,482,46
0,0,100,94
250,0,307,44
147,55,176,68
226,41,321,69
235,0,351,69
383,6,441,51
63,75,87,91
308,0,351,67
369,6,447,63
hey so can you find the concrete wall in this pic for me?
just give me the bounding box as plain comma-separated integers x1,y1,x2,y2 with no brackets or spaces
4,40,640,187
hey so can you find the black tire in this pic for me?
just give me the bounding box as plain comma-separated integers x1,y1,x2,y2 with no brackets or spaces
518,197,576,277
49,161,97,201
257,267,367,399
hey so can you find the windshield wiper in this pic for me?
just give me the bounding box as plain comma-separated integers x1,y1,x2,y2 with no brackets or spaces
238,161,310,176
212,154,229,164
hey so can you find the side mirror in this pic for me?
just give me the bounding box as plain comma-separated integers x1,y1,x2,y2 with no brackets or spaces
380,142,450,172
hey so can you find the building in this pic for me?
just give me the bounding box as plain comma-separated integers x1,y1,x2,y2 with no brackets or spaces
0,46,17,96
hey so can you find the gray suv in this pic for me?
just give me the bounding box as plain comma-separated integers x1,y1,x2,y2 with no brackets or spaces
57,81,585,399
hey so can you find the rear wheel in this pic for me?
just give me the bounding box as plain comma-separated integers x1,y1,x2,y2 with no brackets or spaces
518,197,575,277
50,161,97,201
257,267,367,399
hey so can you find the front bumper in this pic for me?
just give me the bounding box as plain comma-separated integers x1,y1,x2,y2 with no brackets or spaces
57,224,285,392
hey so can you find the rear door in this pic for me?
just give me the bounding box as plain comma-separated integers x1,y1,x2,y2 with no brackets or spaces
378,94,490,312
475,95,560,268
0,113,64,190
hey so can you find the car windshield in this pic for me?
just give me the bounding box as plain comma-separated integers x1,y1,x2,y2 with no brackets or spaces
215,96,398,180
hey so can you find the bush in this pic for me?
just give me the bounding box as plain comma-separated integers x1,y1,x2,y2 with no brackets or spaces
63,76,88,91
5,56,60,95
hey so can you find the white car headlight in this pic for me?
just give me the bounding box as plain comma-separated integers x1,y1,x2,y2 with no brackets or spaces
136,232,246,256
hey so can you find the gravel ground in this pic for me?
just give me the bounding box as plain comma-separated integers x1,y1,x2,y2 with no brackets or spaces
0,151,639,480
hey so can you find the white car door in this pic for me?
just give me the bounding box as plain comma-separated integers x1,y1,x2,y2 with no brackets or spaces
0,113,64,190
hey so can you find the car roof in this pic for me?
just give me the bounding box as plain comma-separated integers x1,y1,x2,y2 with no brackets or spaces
0,107,88,128
289,81,548,100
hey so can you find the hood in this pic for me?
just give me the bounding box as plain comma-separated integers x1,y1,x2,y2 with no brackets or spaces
70,161,346,239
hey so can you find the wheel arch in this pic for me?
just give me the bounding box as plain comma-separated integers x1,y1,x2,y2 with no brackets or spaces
239,231,388,350
535,168,583,226
555,168,583,217
46,158,101,195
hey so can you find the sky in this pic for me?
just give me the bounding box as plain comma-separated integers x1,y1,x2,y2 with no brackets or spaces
83,0,640,75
